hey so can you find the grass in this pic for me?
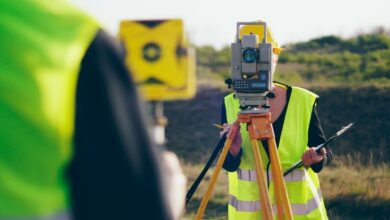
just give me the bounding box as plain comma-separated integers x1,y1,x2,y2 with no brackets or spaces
182,163,229,219
181,156,390,219
163,78,390,219
320,155,390,219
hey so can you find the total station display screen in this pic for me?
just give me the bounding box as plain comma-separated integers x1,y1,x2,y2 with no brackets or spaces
251,82,266,88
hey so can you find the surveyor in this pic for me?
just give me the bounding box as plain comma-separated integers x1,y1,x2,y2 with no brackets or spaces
220,22,332,219
0,1,185,219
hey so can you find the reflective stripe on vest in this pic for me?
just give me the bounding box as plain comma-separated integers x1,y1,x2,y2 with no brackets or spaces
238,168,306,182
229,188,323,215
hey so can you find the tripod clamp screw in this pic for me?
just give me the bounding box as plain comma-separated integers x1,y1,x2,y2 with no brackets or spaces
261,104,270,109
225,78,233,89
266,92,275,99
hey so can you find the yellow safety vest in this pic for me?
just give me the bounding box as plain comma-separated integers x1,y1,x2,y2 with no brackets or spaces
224,85,328,220
0,0,98,218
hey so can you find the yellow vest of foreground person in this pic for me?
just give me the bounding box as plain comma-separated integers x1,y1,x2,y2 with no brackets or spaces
0,0,98,218
224,85,328,220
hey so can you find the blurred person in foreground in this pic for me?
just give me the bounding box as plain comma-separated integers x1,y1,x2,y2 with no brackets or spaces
0,1,185,219
220,22,332,219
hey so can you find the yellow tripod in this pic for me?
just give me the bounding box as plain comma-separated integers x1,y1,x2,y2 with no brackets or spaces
195,112,293,220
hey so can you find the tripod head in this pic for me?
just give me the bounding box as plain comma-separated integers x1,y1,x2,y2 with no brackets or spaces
234,91,275,114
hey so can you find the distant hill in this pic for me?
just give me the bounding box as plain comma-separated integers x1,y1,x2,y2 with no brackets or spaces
174,32,390,219
195,29,390,86
175,31,390,162
165,86,390,164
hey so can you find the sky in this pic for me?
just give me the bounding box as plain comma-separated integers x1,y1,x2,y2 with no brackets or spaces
71,0,390,49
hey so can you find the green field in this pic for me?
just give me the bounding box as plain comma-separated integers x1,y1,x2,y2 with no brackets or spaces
164,85,390,219
164,31,390,219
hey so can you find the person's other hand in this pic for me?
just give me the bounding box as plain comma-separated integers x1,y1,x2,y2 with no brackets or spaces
301,147,326,166
219,123,242,157
219,123,231,138
162,151,187,220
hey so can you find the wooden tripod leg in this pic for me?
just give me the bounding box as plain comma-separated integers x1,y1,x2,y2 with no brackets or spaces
250,139,274,220
195,127,236,220
268,136,293,220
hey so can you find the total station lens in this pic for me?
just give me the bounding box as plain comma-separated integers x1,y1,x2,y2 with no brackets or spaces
242,48,257,63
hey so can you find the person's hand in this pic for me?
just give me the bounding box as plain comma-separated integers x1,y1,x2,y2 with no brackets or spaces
301,147,326,166
219,123,231,137
162,151,187,220
219,123,242,157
